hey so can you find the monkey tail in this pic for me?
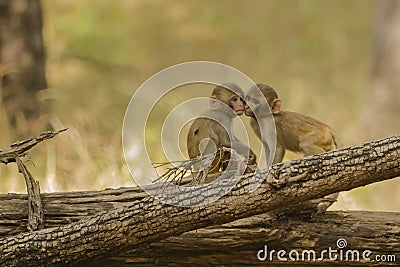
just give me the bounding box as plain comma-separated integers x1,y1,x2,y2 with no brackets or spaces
331,128,343,149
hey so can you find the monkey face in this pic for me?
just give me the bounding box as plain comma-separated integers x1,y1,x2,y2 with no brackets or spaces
210,84,246,117
244,95,259,118
210,93,245,118
245,84,280,118
229,95,245,115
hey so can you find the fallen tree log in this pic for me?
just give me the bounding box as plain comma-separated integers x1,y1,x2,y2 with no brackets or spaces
0,187,146,236
107,211,400,266
0,129,67,231
0,135,399,266
1,190,399,266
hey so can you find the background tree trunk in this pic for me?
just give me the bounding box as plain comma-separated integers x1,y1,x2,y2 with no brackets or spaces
0,0,47,132
364,0,400,139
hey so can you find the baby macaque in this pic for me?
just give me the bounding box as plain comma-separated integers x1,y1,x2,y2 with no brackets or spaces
245,83,342,164
187,83,257,183
245,83,342,213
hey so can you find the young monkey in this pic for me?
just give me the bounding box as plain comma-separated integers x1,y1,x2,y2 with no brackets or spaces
245,83,341,213
245,83,342,164
187,83,257,183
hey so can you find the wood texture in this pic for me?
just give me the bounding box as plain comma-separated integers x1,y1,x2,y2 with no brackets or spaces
1,193,399,266
0,135,399,266
16,158,44,231
108,211,400,266
0,129,67,233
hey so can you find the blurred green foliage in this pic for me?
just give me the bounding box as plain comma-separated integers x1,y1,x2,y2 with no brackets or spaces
1,0,399,211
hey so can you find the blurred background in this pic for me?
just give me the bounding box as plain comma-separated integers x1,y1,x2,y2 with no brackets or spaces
0,0,399,211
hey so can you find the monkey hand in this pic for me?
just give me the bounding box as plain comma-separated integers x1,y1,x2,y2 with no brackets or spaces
244,154,257,173
247,153,257,165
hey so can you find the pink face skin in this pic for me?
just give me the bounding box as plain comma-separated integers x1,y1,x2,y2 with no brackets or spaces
230,95,245,115
244,95,259,117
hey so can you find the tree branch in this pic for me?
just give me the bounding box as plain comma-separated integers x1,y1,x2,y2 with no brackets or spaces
0,135,399,266
0,129,67,164
0,129,67,232
15,158,44,231
0,191,398,266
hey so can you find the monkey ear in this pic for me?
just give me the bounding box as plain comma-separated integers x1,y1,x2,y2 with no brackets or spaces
271,99,282,114
209,96,219,110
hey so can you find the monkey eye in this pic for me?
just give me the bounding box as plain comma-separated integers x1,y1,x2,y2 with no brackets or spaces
231,96,240,102
245,96,259,105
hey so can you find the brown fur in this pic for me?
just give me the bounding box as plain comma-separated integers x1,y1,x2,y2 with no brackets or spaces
246,83,342,164
187,83,256,175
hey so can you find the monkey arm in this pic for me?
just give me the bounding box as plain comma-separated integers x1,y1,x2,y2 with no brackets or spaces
230,138,251,155
216,127,256,170
230,139,256,163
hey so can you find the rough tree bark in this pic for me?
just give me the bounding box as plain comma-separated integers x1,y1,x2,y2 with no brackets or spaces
0,0,47,129
0,129,66,232
0,135,399,266
107,211,400,266
0,190,399,266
